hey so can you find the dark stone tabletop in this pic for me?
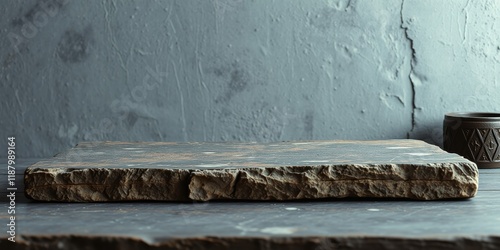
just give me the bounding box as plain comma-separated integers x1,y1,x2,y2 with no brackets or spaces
1,149,499,249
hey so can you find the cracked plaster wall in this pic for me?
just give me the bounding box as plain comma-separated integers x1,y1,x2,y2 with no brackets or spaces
0,0,499,158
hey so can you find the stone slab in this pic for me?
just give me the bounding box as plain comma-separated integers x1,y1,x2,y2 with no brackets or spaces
1,160,497,250
24,140,478,202
3,193,500,250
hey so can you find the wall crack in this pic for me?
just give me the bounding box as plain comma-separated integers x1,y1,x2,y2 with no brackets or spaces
400,0,417,139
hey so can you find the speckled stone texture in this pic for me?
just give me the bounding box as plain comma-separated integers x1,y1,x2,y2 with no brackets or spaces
24,140,478,202
4,236,500,250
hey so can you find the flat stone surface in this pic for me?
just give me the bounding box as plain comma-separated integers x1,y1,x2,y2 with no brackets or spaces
2,159,499,249
3,195,500,250
24,140,478,202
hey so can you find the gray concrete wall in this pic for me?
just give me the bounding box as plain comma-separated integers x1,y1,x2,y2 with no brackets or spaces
1,0,499,158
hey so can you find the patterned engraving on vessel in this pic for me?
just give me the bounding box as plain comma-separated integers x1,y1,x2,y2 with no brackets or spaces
484,130,498,161
446,114,500,168
478,148,489,162
478,129,489,140
495,129,500,161
467,130,482,160
462,129,473,141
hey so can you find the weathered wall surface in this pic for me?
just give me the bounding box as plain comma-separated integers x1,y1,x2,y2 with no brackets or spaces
403,0,500,141
0,0,498,158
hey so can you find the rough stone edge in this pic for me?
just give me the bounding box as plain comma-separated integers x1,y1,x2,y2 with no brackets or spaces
1,235,500,250
24,168,193,202
188,163,479,201
24,162,478,202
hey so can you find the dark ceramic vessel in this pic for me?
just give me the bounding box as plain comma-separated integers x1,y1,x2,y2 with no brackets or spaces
444,112,500,168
